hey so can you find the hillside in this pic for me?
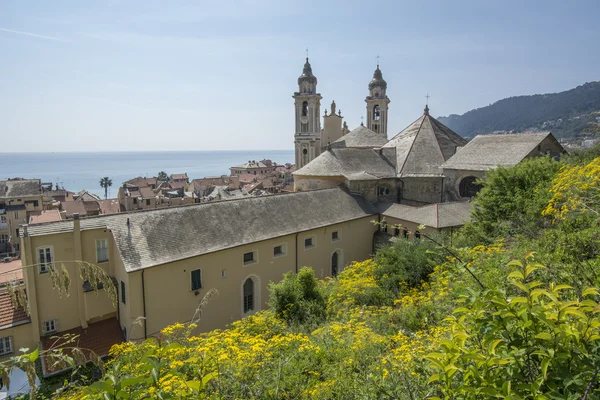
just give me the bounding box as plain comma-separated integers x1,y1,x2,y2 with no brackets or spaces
438,81,600,139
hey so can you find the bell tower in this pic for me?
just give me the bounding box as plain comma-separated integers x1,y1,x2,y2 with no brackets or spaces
293,57,322,169
365,62,390,136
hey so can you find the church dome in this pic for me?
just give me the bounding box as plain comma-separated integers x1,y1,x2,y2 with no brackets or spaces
298,58,317,86
368,65,387,91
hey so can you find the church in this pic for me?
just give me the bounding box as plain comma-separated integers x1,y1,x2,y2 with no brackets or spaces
293,58,565,204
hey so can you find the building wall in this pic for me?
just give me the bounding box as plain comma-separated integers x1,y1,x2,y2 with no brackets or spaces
443,169,486,202
321,114,343,150
0,322,33,361
130,216,376,338
379,216,438,240
400,177,444,205
294,175,344,191
0,194,43,253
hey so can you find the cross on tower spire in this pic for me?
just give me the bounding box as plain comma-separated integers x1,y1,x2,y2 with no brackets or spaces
424,93,430,115
360,115,364,126
376,55,380,67
305,47,309,59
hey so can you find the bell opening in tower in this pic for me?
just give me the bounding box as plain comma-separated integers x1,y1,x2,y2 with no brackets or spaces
302,101,308,117
374,105,381,121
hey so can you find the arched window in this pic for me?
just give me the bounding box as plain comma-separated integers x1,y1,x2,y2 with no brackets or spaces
302,101,308,117
402,227,409,239
459,176,482,198
374,105,381,121
393,227,400,236
381,221,388,233
331,251,339,277
415,231,421,240
243,278,254,313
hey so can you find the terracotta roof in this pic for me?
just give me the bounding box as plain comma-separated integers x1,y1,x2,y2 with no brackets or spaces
0,285,30,330
168,181,187,190
139,187,155,199
29,210,62,224
0,179,41,199
61,200,88,218
170,173,188,180
124,177,157,187
75,191,101,202
98,199,120,215
238,174,258,184
0,259,23,284
40,318,123,376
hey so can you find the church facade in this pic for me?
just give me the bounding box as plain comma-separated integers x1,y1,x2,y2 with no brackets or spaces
293,59,566,205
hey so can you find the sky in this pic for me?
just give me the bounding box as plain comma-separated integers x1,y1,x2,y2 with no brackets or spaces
1,0,599,152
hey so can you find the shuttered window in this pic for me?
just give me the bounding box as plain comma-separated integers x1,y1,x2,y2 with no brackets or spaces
191,269,202,291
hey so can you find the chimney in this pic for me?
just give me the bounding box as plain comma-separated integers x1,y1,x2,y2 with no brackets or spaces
73,213,80,232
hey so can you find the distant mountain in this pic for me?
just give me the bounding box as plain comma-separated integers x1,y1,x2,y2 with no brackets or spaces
438,82,600,139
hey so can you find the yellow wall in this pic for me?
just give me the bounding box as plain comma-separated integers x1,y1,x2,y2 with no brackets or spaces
0,322,34,361
134,216,376,338
380,216,437,240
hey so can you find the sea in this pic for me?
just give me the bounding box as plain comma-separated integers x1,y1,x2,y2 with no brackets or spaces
0,150,294,198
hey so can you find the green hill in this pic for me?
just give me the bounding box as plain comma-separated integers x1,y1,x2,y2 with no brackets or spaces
438,81,600,139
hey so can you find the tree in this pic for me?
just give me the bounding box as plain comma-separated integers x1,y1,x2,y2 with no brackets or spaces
157,171,168,182
99,177,113,199
466,156,562,241
268,267,325,324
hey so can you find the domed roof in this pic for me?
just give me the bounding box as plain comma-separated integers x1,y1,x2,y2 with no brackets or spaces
368,65,387,91
298,58,317,86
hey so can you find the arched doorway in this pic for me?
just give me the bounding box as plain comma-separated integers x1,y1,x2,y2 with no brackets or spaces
243,278,254,313
331,250,343,278
459,176,482,198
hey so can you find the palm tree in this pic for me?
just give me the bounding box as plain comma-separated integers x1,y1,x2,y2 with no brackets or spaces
157,171,168,182
99,177,113,199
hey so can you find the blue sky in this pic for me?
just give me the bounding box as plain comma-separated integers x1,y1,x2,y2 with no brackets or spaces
1,0,599,152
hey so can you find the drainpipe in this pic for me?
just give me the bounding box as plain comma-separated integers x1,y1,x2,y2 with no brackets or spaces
372,213,381,254
142,269,147,339
295,232,299,273
73,213,88,329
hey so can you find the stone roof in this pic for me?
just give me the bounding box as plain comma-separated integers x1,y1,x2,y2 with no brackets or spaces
0,179,41,199
24,187,377,272
378,201,472,228
298,57,317,86
232,161,268,169
368,65,387,91
442,132,558,171
330,125,388,148
384,109,467,177
294,148,396,180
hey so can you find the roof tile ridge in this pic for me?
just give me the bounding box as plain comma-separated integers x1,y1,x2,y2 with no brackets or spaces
398,115,427,175
386,114,426,142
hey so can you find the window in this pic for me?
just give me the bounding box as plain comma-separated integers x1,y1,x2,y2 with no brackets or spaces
222,269,226,279
243,278,254,313
402,227,409,239
374,105,381,121
459,176,482,198
304,237,315,249
393,227,400,237
0,215,6,223
331,252,339,278
133,198,138,205
43,319,57,335
38,247,53,273
14,211,18,219
33,200,39,207
302,148,308,155
332,231,340,241
120,281,126,304
0,234,8,243
273,245,283,257
96,239,109,263
301,101,308,117
191,269,202,291
381,222,388,233
415,231,422,240
0,337,12,356
243,251,257,265
146,199,150,206
378,186,391,196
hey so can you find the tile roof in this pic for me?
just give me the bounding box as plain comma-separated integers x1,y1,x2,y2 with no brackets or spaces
0,259,23,285
61,200,88,218
378,201,472,228
441,132,560,171
0,179,41,198
25,187,377,272
0,285,30,330
294,148,396,180
40,318,123,376
75,190,101,202
98,199,120,215
124,177,157,187
232,161,268,169
29,210,62,224
383,111,467,177
170,173,188,181
330,125,389,148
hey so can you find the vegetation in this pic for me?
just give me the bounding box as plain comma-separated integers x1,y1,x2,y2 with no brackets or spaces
157,171,168,181
99,177,113,199
6,150,600,398
438,81,600,139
